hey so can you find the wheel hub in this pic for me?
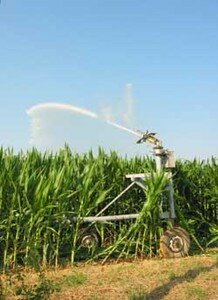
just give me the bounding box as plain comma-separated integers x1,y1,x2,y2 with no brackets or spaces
169,235,184,253
81,234,97,248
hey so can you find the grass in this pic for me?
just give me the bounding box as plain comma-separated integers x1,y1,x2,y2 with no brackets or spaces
54,249,218,300
0,270,60,299
60,273,87,287
185,286,208,299
129,290,146,300
1,248,217,299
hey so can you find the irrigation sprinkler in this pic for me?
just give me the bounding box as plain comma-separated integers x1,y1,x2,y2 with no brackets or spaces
76,130,190,258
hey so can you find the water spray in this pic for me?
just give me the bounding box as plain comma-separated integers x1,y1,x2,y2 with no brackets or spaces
27,102,174,171
27,102,98,119
27,102,140,148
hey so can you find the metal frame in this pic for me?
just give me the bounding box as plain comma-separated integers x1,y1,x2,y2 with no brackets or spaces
74,172,176,224
73,131,176,224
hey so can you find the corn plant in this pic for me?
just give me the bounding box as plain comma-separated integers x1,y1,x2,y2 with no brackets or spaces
0,146,217,269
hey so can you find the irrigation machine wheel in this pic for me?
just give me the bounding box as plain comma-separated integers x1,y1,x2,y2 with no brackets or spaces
159,226,190,258
78,228,101,249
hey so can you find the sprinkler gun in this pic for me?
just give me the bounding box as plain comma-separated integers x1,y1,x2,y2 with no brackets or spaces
136,130,175,171
136,130,161,146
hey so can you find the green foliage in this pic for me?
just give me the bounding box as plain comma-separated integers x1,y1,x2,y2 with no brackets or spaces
96,169,169,262
207,225,218,247
174,158,218,246
0,146,217,268
0,268,60,300
185,286,208,299
15,272,59,300
129,289,147,300
60,273,87,287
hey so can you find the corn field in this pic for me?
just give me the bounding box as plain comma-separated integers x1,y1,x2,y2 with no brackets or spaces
0,146,217,269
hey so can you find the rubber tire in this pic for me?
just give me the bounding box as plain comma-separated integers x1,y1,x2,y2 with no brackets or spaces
78,228,101,249
159,226,190,258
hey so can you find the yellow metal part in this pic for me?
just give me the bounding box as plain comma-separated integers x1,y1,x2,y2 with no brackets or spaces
146,135,160,145
136,131,161,145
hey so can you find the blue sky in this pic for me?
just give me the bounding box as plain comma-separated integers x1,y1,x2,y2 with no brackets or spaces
0,0,217,159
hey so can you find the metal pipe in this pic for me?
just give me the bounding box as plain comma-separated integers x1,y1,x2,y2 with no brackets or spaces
168,177,176,220
154,146,165,171
72,213,139,223
94,181,136,217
